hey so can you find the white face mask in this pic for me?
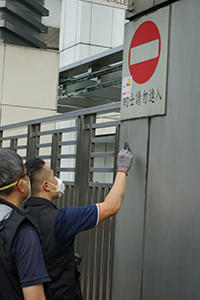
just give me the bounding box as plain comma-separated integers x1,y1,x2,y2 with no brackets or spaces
48,176,65,198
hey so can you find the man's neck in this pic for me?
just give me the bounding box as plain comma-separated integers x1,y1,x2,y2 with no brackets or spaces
0,198,22,213
0,192,22,208
31,193,53,202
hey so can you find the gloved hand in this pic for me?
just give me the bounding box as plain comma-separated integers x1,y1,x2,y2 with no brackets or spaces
117,149,133,175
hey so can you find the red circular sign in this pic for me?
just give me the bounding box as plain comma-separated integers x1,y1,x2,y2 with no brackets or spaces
128,21,161,84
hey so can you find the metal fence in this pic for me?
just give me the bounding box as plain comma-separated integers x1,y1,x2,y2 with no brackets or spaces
0,102,121,300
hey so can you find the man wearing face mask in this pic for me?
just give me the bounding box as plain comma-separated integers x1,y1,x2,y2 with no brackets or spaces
23,147,133,300
0,149,50,300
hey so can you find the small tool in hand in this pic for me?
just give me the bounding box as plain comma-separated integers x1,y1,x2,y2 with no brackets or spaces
124,142,130,151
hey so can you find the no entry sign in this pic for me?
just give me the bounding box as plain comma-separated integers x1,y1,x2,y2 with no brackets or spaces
121,7,169,120
128,21,161,84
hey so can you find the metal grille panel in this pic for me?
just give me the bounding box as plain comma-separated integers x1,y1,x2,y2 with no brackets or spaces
0,102,120,300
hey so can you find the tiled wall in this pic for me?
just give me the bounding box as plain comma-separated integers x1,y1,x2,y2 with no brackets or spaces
59,0,125,67
0,43,59,126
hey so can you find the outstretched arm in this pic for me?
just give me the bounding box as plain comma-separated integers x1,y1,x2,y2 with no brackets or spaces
98,172,127,222
98,148,133,222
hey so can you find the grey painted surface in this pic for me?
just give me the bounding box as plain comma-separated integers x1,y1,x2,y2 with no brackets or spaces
134,0,154,13
143,0,200,299
112,0,200,299
111,119,149,300
129,0,179,17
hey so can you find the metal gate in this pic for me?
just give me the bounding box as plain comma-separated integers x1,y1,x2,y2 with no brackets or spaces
0,102,121,300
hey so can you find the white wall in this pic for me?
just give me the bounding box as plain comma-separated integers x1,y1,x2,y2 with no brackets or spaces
0,43,59,126
59,0,125,67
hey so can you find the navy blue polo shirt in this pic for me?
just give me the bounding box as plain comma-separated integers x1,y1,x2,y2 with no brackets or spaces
55,204,100,251
11,220,50,288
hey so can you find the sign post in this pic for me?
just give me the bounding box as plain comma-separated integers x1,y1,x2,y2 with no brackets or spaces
81,0,135,11
121,6,169,120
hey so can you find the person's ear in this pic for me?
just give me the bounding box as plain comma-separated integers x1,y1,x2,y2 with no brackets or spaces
17,179,25,193
42,181,51,192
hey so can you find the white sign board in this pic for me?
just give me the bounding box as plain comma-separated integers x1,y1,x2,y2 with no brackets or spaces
121,6,169,120
81,0,131,10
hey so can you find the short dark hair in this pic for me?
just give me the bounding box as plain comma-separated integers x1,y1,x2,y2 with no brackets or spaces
25,158,45,175
25,158,47,196
0,149,24,196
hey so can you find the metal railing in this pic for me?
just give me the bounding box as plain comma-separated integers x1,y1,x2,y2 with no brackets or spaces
0,102,121,300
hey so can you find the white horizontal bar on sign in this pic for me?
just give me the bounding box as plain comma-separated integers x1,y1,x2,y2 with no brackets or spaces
130,39,159,65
